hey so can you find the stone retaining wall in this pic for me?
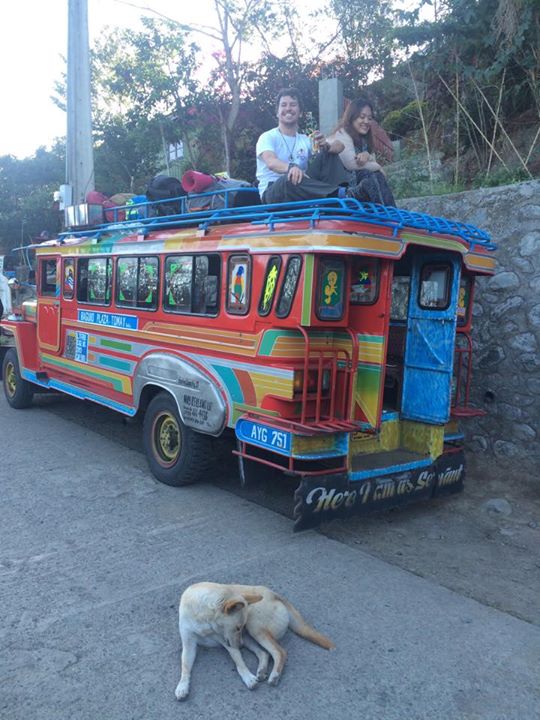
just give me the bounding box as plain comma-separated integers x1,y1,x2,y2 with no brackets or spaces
401,180,540,476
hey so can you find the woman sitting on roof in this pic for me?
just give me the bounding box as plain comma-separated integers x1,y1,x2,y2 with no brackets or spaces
328,97,396,207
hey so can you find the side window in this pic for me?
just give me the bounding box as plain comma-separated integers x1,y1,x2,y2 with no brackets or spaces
117,256,158,310
40,258,57,296
316,257,345,321
350,258,379,305
63,259,75,299
390,275,410,321
77,258,112,305
164,256,193,312
457,275,472,327
258,256,281,316
193,255,220,315
276,256,302,319
164,255,220,315
227,255,250,315
419,263,452,310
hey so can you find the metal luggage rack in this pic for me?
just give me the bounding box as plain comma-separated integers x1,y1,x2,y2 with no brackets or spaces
57,187,496,251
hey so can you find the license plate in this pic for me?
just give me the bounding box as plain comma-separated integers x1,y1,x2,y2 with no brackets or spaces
235,418,292,456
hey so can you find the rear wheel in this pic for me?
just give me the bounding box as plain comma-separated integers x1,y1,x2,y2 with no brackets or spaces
142,391,212,486
2,349,34,409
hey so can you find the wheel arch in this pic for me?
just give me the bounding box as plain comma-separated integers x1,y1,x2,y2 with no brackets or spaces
133,352,227,437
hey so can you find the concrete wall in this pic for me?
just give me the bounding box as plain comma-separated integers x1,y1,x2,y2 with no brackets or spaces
400,180,540,476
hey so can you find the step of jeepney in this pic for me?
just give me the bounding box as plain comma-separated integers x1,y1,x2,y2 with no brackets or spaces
351,448,430,478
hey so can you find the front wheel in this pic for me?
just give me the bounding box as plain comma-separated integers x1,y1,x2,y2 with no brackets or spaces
142,391,212,486
2,349,34,409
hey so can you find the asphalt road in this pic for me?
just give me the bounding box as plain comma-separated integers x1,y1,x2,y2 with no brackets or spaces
1,390,539,720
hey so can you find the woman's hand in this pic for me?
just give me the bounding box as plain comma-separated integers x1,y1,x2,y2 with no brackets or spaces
355,151,371,167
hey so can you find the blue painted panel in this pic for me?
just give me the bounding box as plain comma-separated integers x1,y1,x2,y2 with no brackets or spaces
22,369,136,415
401,255,460,424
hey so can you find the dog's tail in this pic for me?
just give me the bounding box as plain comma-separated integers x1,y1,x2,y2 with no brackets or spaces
279,595,335,650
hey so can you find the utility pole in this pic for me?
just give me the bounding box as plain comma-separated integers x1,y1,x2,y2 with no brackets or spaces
318,78,343,136
65,0,95,205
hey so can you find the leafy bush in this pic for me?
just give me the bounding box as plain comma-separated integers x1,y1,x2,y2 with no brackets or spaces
471,167,529,189
381,101,427,138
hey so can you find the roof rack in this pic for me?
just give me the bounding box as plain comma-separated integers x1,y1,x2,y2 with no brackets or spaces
53,189,495,251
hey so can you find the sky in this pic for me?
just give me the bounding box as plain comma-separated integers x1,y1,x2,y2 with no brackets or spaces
0,0,317,160
0,0,423,160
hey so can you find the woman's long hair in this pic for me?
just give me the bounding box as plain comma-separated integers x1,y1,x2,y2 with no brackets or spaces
334,97,375,152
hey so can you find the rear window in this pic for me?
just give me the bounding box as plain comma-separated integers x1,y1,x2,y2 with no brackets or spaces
390,275,410,321
419,263,452,310
316,258,345,321
350,258,379,305
457,275,472,327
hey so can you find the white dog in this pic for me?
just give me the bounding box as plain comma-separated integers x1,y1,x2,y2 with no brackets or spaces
175,582,334,700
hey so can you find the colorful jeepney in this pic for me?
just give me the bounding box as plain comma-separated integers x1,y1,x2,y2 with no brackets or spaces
1,192,496,529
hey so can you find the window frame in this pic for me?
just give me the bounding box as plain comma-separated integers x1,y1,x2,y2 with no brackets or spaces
62,258,75,300
258,255,282,317
76,257,112,306
390,274,411,322
275,255,302,319
457,274,473,328
39,257,58,297
418,262,453,311
115,255,160,312
226,254,251,316
315,256,346,322
350,257,380,306
163,253,221,317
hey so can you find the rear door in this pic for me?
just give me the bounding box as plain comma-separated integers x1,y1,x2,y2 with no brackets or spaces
401,254,460,424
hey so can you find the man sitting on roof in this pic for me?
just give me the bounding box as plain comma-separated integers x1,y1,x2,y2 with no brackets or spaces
257,88,359,204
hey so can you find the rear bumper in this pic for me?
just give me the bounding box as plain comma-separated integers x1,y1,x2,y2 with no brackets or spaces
293,447,465,531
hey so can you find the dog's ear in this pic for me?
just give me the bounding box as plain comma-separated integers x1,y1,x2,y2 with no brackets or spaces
223,599,246,615
243,593,263,605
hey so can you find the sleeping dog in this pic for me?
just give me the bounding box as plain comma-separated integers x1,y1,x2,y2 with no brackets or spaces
175,582,335,700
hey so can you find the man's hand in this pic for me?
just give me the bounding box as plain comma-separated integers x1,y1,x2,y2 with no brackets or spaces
287,163,304,185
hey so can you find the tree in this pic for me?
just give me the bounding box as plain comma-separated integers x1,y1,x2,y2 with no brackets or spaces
118,1,280,175
325,0,412,88
89,17,203,190
0,145,64,253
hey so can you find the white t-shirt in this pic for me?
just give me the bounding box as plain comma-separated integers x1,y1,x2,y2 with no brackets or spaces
0,274,11,316
256,127,311,197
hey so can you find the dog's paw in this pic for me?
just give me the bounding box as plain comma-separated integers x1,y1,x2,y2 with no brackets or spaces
175,682,189,701
268,671,281,686
256,668,268,681
242,672,259,690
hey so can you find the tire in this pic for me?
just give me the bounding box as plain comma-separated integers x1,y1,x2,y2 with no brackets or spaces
142,391,212,486
2,348,34,409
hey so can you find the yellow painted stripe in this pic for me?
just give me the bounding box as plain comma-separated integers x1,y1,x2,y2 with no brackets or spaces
71,320,260,357
41,353,132,394
465,254,496,271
